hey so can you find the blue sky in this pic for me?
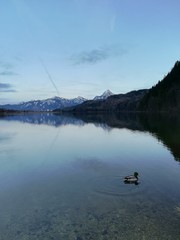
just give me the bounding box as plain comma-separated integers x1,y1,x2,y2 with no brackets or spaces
0,0,180,103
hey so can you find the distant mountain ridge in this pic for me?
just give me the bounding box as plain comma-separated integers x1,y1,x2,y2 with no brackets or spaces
63,89,148,112
1,59,180,113
62,61,180,113
0,90,114,111
0,96,87,111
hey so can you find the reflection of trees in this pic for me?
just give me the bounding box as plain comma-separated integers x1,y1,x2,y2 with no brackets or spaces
139,113,180,162
71,112,180,162
71,112,146,131
1,112,180,162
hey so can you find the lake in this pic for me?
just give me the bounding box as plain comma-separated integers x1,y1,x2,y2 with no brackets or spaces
0,113,180,240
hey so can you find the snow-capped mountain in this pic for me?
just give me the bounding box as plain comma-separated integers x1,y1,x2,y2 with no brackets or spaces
0,90,114,111
1,96,87,111
93,90,114,100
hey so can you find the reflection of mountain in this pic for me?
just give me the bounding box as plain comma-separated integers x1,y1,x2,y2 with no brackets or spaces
0,113,84,127
72,112,146,131
74,112,180,161
1,112,180,161
139,114,180,162
68,112,180,162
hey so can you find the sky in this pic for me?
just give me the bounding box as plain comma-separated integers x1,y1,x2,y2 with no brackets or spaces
0,0,180,104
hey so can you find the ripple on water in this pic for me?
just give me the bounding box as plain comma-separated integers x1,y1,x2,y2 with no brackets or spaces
93,175,146,197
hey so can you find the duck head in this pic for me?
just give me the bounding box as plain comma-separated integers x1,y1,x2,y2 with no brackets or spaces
134,172,139,178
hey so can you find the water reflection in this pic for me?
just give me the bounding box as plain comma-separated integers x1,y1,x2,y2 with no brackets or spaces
70,112,180,162
0,112,180,239
124,181,139,185
0,113,84,127
139,113,180,162
1,112,180,161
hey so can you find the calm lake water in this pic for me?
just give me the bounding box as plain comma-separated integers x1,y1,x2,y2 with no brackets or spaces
0,113,180,240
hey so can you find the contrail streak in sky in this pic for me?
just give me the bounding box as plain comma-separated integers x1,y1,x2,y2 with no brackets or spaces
39,58,60,96
11,1,60,96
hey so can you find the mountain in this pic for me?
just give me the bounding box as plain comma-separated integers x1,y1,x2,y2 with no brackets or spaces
0,96,87,111
93,90,114,100
62,61,180,113
63,89,148,112
0,90,113,112
139,61,180,112
2,61,180,113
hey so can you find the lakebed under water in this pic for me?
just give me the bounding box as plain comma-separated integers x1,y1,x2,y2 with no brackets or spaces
0,113,180,240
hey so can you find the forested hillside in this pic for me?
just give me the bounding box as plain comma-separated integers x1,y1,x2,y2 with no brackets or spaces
139,61,180,112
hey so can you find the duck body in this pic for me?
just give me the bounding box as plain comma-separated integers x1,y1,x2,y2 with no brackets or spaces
124,172,139,183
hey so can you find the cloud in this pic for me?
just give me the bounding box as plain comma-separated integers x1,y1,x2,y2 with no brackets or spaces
0,83,12,89
110,15,116,33
71,45,127,65
14,55,23,62
0,70,18,76
0,61,18,76
0,61,12,69
0,62,13,69
0,88,16,93
0,83,17,92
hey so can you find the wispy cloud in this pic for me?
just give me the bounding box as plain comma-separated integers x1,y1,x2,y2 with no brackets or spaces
0,83,12,89
110,15,116,33
0,70,18,76
71,45,127,65
14,55,23,62
1,89,17,92
0,61,12,69
0,83,16,92
0,61,18,76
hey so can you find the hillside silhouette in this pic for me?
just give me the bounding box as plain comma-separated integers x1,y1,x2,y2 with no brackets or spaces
139,61,180,112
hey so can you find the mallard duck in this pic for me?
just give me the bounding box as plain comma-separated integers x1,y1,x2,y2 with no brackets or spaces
124,172,139,183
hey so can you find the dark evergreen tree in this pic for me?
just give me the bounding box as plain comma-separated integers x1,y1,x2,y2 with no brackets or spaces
139,61,180,112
